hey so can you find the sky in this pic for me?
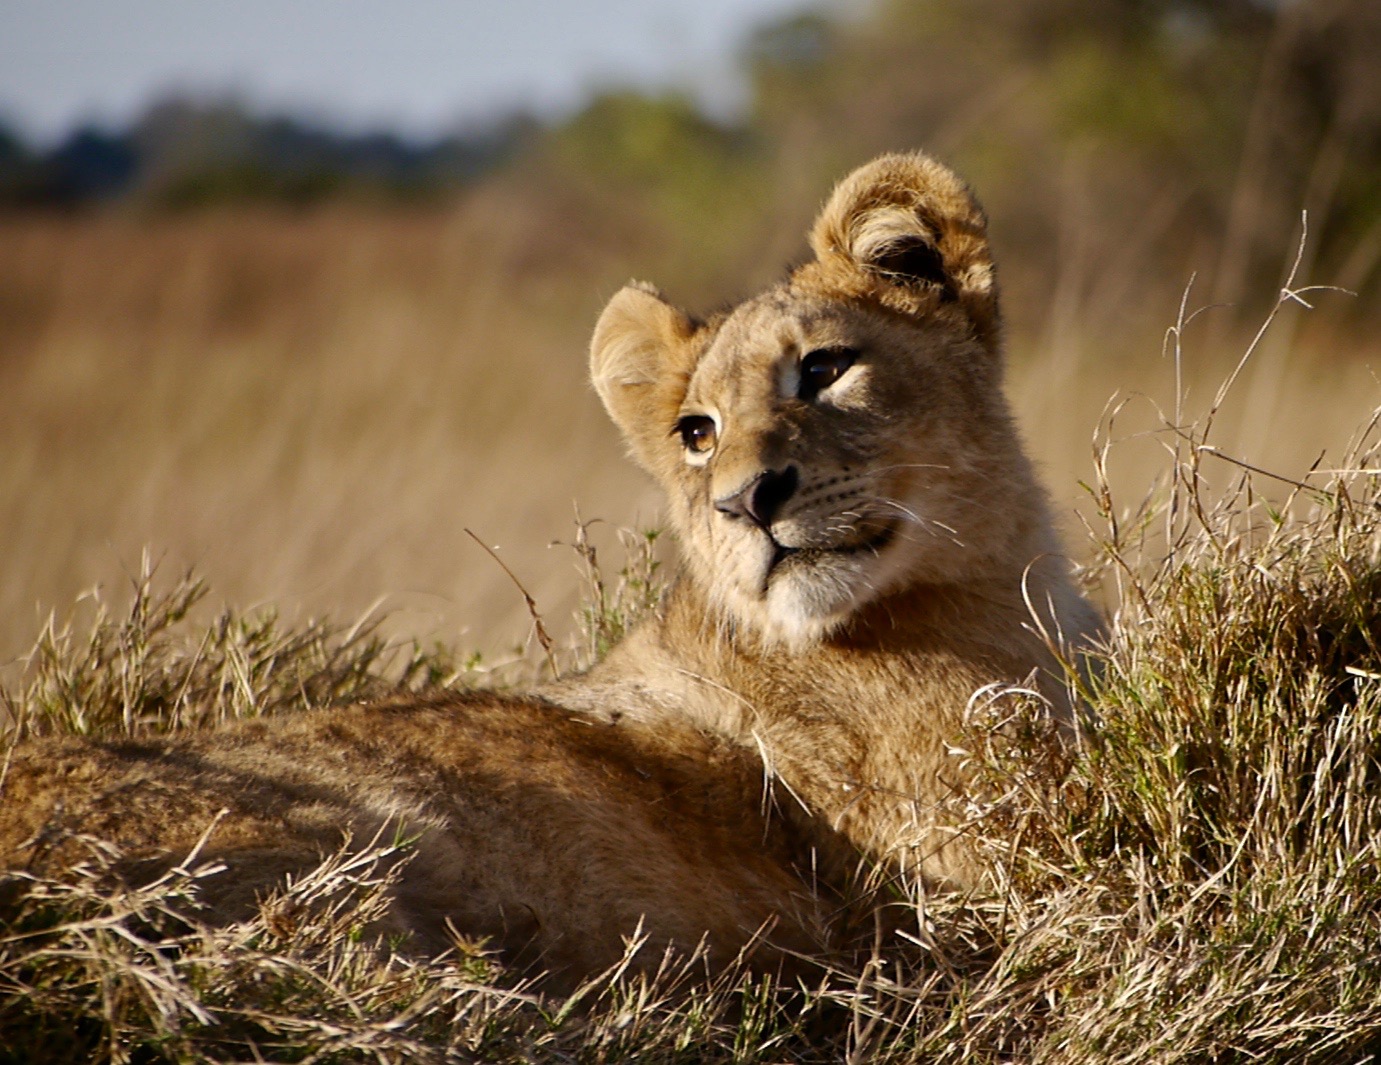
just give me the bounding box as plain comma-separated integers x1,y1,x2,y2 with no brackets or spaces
0,0,820,146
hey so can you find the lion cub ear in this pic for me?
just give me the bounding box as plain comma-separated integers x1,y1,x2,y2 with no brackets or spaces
807,152,1000,348
591,282,699,473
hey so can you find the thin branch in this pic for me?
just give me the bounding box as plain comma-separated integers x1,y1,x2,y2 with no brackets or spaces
463,529,558,679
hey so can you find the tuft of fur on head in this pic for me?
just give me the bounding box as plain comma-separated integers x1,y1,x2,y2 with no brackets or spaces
804,151,1000,350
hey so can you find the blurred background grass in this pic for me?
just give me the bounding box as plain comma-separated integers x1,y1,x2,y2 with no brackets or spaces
2,0,1378,667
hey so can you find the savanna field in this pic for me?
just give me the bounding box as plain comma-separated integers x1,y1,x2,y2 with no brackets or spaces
4,186,1381,1064
3,193,1377,673
5,0,1381,1059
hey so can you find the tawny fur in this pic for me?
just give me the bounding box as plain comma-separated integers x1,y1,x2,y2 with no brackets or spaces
0,152,1100,991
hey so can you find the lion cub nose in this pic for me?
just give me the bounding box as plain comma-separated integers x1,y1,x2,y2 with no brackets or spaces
715,466,799,529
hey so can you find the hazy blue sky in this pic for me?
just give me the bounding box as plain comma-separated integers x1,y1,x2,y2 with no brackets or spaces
1,0,820,144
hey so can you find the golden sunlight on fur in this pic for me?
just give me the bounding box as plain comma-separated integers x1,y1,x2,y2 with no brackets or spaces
0,152,1100,991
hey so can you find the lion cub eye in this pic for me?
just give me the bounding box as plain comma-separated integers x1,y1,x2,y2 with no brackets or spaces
798,347,858,401
675,415,718,456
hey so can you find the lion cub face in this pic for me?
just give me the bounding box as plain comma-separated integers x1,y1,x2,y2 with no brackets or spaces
592,153,1035,647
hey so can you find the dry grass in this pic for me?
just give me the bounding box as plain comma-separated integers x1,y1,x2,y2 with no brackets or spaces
0,197,661,682
3,210,1381,1060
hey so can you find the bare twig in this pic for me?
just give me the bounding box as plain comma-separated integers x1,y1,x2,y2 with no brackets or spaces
464,528,558,679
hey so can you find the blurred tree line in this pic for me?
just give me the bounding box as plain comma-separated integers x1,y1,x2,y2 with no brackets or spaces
0,98,535,207
532,0,1378,333
4,0,1376,330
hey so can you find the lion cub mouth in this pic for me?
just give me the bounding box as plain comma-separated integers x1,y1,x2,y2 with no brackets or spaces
767,523,897,577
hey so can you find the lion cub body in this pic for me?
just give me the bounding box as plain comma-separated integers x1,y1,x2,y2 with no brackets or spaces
1,153,1099,988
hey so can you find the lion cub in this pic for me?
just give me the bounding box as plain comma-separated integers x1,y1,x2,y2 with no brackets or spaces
0,152,1099,990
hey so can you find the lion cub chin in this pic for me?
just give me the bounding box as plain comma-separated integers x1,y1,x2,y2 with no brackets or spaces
1,152,1100,993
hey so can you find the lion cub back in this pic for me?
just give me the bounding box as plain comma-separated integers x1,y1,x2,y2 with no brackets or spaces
1,693,855,988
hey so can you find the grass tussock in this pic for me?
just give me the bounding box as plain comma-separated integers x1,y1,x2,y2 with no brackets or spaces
4,290,1381,1061
2,552,466,745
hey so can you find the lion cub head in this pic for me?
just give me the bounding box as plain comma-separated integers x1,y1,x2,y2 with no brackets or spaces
591,152,1052,648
